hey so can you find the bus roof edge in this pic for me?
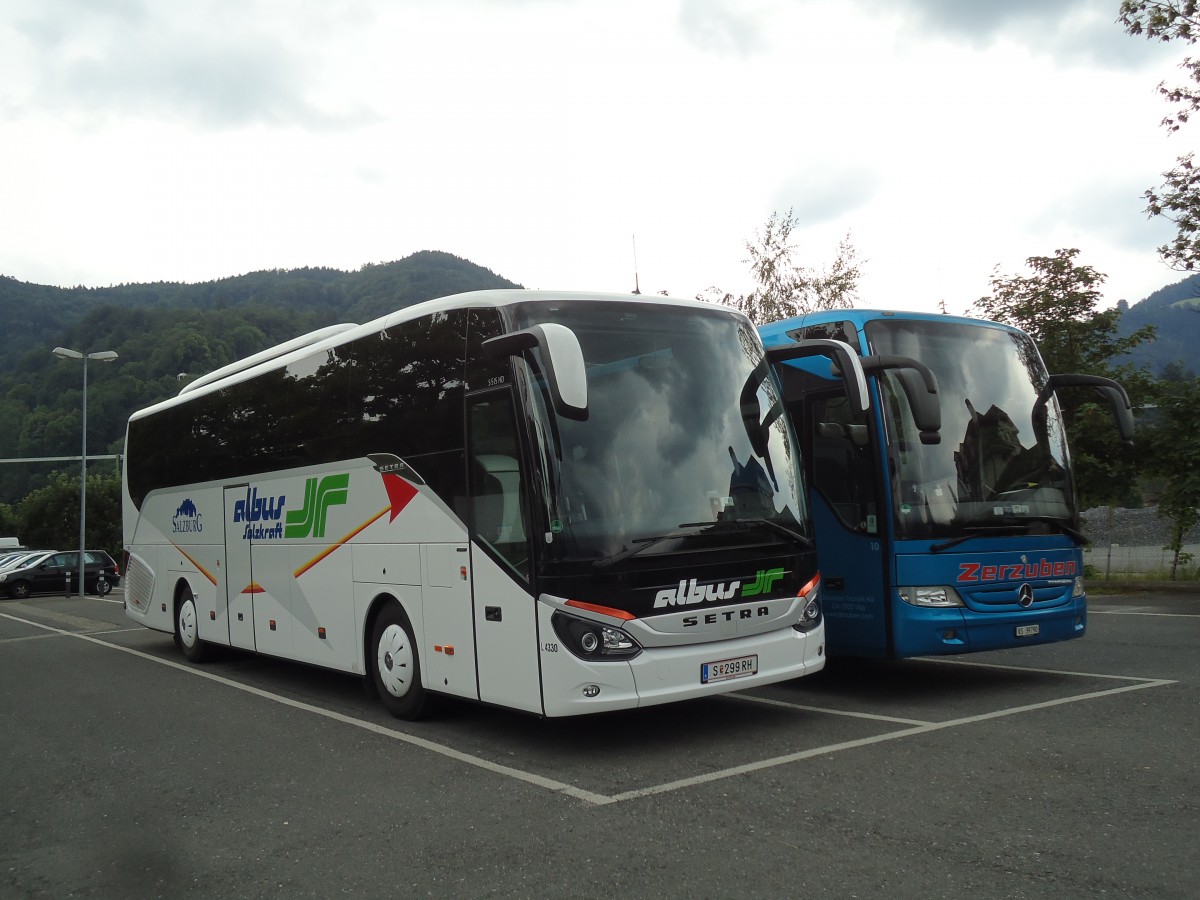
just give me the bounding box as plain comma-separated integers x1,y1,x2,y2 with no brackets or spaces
177,323,359,396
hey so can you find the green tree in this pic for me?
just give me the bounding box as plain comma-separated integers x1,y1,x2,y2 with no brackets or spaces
15,470,122,560
1142,369,1200,577
1120,1,1200,269
0,500,17,538
973,249,1156,508
703,209,863,324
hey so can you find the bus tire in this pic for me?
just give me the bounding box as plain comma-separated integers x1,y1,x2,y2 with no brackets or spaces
370,602,429,720
174,590,208,663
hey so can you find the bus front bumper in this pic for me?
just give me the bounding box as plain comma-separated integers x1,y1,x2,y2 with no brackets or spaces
891,598,1086,658
540,622,826,717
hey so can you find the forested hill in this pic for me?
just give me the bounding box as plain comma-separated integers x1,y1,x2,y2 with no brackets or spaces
1117,272,1200,376
0,250,521,503
0,250,521,377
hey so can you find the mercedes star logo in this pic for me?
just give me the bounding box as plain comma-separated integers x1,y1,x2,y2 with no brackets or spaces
1018,583,1035,608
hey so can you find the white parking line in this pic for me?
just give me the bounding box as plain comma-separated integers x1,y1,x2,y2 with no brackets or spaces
1089,609,1200,618
731,693,935,726
89,627,149,635
0,632,62,646
1,610,1178,808
609,677,1175,803
919,656,1169,681
0,611,610,805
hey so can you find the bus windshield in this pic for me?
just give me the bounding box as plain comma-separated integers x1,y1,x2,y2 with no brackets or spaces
866,318,1074,541
512,301,807,564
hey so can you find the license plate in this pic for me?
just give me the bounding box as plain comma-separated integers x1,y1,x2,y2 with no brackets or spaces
1015,623,1040,638
701,654,758,684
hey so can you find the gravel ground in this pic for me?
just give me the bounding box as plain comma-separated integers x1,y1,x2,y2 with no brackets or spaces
1081,505,1200,546
1081,506,1200,577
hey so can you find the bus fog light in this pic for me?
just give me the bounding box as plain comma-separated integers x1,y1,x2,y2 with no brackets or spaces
898,586,963,607
582,685,600,697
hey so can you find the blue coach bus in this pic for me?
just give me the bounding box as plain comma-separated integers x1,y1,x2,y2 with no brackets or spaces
759,309,1132,659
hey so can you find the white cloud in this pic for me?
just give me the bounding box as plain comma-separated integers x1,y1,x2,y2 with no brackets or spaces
772,165,881,226
678,0,770,57
0,0,1189,314
5,0,377,128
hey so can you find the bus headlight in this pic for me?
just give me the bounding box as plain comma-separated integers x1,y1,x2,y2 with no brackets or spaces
551,611,642,661
793,595,822,632
898,586,964,607
1072,576,1085,598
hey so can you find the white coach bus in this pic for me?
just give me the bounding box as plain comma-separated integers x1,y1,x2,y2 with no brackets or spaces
123,290,859,718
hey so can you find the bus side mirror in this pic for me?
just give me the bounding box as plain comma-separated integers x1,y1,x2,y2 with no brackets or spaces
766,339,869,414
1043,374,1134,445
482,323,589,421
861,355,941,445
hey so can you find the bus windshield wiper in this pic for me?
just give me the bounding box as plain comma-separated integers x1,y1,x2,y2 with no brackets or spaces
930,518,1087,554
930,526,1029,553
591,525,707,569
679,518,815,550
994,515,1089,546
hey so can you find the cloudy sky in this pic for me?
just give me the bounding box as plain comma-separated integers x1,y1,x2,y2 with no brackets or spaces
1,0,1192,315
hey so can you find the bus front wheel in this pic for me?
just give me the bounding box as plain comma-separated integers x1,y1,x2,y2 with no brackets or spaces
175,591,208,663
370,602,429,720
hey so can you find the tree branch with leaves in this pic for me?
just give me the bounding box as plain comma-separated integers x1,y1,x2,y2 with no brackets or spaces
703,209,863,324
1120,1,1200,268
1143,368,1200,578
973,249,1155,508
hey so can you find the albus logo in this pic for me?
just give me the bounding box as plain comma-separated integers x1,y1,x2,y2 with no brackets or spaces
653,568,786,609
284,474,350,539
234,486,287,541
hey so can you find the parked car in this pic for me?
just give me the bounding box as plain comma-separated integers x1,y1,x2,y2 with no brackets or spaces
0,550,121,599
0,551,56,595
0,551,39,571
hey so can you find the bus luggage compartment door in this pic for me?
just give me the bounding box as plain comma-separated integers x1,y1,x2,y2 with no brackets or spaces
223,486,257,650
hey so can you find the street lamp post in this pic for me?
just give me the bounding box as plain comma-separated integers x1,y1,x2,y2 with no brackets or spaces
52,347,118,599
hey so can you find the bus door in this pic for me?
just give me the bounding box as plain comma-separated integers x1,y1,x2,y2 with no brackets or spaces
804,390,892,656
223,485,257,651
465,390,542,713
418,541,477,701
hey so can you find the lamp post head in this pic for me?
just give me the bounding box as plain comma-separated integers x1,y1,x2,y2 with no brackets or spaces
52,347,118,363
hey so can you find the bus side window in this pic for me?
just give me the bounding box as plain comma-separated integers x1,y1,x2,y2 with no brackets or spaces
468,392,532,581
471,461,505,543
812,422,855,511
808,393,877,534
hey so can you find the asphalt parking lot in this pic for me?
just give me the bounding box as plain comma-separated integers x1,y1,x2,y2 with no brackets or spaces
1,587,1195,899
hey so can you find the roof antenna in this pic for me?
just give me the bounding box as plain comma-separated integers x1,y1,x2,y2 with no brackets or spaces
631,234,641,294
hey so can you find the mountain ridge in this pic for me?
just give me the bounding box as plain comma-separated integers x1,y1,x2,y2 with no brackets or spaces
1116,272,1200,375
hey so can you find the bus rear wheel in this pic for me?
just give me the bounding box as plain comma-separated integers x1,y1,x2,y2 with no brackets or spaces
370,602,429,720
175,591,208,663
